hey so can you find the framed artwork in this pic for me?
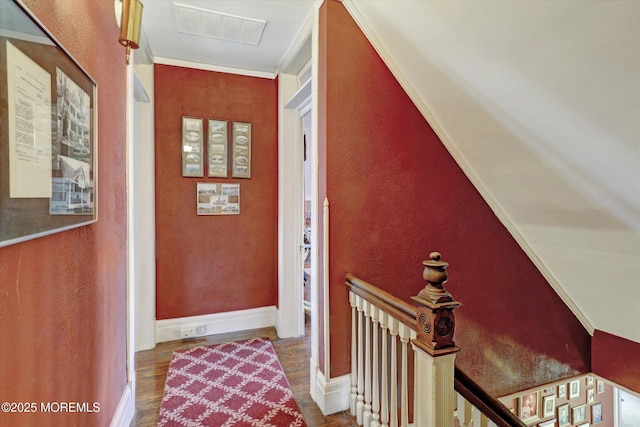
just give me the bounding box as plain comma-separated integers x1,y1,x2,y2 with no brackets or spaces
231,121,251,178
586,376,594,386
596,380,605,394
539,420,556,427
519,391,540,423
207,119,228,177
543,395,556,418
1,0,97,247
569,379,580,399
557,384,566,399
587,388,595,403
572,404,587,424
196,182,239,215
557,403,570,427
182,117,204,177
591,402,602,424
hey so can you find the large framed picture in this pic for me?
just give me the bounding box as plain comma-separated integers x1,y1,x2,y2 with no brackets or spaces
519,391,540,424
231,121,251,178
1,0,97,247
207,119,228,177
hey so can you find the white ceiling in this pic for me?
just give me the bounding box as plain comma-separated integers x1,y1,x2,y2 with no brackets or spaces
140,0,315,75
138,0,640,344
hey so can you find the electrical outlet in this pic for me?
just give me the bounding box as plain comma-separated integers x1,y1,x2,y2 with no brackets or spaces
195,325,206,336
180,327,196,338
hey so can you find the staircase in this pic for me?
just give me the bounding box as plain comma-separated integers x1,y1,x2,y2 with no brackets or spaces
346,252,526,427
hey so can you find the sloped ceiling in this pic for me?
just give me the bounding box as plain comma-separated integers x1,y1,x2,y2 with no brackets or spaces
342,0,640,344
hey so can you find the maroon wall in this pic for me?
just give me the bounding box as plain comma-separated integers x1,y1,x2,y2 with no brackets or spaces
592,330,640,393
0,1,127,426
322,0,590,396
154,65,278,319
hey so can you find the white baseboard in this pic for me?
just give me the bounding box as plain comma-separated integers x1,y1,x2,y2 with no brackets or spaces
155,306,277,343
312,366,350,416
110,382,134,427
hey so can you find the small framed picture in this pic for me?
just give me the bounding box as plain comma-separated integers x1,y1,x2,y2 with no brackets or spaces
539,420,556,427
596,380,605,394
558,403,571,427
519,391,540,423
207,119,228,178
572,404,587,424
231,121,252,178
586,376,594,386
591,402,603,424
182,117,204,177
569,379,580,399
196,182,240,215
558,384,566,398
543,395,556,418
587,388,595,403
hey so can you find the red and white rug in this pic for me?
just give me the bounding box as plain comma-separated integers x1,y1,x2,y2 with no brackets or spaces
157,338,306,426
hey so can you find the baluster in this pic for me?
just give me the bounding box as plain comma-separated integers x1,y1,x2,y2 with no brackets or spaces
363,300,372,426
399,323,411,427
456,393,473,427
357,296,365,424
350,291,358,416
389,317,399,427
371,306,381,427
472,405,489,427
379,312,389,427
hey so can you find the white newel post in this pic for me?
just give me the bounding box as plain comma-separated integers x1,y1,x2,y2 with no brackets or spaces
411,252,461,427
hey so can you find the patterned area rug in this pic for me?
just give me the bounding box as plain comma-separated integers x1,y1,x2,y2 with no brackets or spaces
157,338,306,426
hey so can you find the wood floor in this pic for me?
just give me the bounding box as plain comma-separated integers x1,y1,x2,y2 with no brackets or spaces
131,318,357,426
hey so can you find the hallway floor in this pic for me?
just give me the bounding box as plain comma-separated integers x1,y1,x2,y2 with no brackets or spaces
131,319,357,426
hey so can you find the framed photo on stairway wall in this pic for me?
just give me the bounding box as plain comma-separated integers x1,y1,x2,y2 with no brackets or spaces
519,391,540,424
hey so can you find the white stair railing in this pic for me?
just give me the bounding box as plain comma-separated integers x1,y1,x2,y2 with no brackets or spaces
346,252,526,427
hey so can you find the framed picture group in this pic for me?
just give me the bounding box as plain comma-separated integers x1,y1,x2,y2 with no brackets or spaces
181,117,252,179
507,375,607,427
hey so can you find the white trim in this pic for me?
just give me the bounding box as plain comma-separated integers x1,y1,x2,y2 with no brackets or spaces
284,78,312,112
276,72,306,339
155,306,277,343
323,198,330,377
124,57,137,424
314,369,351,416
109,382,134,427
154,56,275,79
131,62,156,352
342,0,594,336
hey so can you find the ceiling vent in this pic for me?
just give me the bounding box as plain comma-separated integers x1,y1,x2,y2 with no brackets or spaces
174,3,266,46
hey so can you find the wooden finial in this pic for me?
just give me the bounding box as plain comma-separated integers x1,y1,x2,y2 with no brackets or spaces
412,252,461,354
